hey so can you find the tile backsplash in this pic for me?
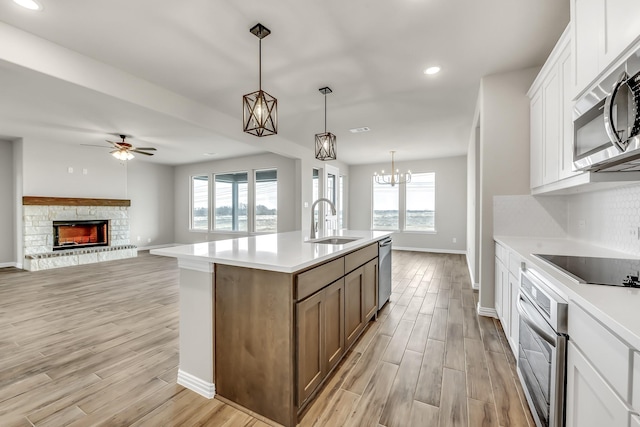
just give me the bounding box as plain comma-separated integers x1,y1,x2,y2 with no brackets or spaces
494,183,640,257
567,183,640,256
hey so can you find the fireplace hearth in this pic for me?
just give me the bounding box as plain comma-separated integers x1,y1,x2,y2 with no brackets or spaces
53,220,109,251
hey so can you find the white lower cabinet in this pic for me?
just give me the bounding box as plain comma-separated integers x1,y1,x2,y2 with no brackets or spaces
494,242,519,356
566,341,630,427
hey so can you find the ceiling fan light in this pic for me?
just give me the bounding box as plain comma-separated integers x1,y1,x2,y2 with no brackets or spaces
112,150,134,161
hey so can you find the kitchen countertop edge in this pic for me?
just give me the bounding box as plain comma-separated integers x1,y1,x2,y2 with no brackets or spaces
494,235,640,351
151,230,392,274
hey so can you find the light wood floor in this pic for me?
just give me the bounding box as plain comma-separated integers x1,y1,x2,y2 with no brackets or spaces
0,250,534,427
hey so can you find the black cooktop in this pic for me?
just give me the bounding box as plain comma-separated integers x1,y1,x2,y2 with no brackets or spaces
534,254,640,287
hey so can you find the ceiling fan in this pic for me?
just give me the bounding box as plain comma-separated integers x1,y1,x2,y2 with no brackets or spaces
104,134,157,160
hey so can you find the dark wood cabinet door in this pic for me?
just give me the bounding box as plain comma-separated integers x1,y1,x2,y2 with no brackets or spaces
344,267,364,349
324,279,345,373
363,258,378,321
296,291,324,406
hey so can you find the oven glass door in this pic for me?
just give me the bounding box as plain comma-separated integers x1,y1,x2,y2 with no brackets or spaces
518,293,556,427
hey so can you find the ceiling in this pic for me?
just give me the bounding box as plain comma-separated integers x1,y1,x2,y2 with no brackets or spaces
0,0,569,165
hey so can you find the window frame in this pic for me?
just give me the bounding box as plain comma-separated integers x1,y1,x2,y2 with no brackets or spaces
371,171,437,234
189,174,210,232
254,168,278,233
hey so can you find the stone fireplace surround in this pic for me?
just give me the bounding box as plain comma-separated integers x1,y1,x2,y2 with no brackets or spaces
22,197,137,271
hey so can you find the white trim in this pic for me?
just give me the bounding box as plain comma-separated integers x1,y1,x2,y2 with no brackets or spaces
393,246,466,255
177,369,216,399
0,261,17,268
465,254,480,290
16,262,23,269
178,258,214,273
477,303,498,318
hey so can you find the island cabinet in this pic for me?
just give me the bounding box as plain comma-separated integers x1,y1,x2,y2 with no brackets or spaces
214,242,380,427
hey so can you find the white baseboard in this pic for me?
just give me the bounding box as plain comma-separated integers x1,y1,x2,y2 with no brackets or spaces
477,303,498,318
393,246,466,255
177,369,216,399
0,261,17,268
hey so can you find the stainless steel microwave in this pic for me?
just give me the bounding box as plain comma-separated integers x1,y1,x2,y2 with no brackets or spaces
573,49,640,172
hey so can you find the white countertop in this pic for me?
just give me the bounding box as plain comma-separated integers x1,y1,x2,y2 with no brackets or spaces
151,230,392,273
494,235,640,350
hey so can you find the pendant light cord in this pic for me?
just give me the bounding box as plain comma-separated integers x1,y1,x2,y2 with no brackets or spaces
258,37,262,91
324,93,327,132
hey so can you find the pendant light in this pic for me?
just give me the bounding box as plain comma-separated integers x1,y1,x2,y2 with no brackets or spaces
315,87,337,161
243,23,277,137
374,151,412,186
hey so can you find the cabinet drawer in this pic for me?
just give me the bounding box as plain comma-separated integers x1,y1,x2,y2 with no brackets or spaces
297,258,344,300
345,243,378,273
568,301,631,401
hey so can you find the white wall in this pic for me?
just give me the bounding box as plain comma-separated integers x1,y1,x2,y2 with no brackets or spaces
349,156,467,252
466,125,480,287
477,67,539,312
127,161,175,249
22,138,127,198
0,139,14,266
173,153,299,244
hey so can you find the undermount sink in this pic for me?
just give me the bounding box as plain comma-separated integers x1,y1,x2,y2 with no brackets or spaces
310,236,361,245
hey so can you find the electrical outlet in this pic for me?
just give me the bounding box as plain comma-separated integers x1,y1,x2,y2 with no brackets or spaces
578,219,586,230
137,236,141,242
147,238,151,243
67,167,73,174
82,168,88,175
631,227,639,240
452,237,457,243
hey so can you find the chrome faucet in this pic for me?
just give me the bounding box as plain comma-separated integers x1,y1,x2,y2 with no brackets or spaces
310,198,336,240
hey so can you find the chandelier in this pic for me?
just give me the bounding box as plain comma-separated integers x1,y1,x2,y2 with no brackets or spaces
315,87,337,161
242,23,277,137
374,151,411,186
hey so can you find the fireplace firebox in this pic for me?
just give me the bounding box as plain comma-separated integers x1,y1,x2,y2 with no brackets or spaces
53,220,109,251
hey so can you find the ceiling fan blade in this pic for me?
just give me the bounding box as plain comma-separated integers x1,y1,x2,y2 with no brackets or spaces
133,147,157,151
130,149,154,156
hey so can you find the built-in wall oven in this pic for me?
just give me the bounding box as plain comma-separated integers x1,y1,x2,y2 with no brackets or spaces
517,267,568,427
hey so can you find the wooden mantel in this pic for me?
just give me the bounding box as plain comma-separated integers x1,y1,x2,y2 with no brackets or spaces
23,196,131,207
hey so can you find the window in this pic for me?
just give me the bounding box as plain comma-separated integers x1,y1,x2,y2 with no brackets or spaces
372,172,435,232
405,173,435,231
372,180,399,230
215,172,248,231
191,175,209,230
255,169,277,232
339,175,345,229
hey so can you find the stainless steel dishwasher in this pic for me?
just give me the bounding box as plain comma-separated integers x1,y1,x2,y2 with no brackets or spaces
378,237,392,310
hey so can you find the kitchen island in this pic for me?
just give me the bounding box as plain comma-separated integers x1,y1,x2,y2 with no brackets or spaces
151,230,391,426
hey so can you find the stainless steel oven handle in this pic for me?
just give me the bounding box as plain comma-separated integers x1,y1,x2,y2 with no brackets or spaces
517,295,557,346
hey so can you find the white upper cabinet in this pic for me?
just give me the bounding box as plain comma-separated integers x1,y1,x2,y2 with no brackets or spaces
572,0,640,97
529,27,573,190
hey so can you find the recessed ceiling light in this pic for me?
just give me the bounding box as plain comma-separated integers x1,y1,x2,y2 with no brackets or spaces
349,127,370,133
424,66,441,75
13,0,42,10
